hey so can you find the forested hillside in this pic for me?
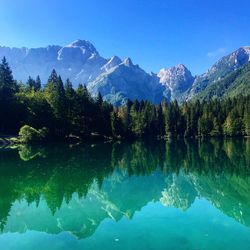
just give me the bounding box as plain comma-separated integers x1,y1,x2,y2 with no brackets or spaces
196,62,250,101
0,57,249,141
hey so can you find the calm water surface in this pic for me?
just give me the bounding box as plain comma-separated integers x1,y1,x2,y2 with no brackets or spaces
0,139,249,250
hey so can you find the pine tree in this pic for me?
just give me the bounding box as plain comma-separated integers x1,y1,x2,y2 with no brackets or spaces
198,112,213,136
64,79,76,132
73,84,93,135
119,99,132,137
156,104,165,136
165,101,182,137
243,106,250,136
35,75,42,91
44,70,67,137
223,110,242,136
111,110,122,137
64,79,75,100
130,101,146,137
45,70,66,119
0,57,18,133
96,91,103,106
184,108,193,137
0,57,16,99
26,76,36,91
211,117,222,136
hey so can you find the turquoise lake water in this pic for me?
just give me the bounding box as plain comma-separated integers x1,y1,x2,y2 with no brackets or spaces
0,139,249,249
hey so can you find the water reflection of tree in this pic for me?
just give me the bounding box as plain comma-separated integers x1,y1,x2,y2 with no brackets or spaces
0,138,249,232
111,140,165,176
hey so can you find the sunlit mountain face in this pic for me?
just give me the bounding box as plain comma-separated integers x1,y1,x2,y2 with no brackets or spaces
1,41,250,105
0,139,250,249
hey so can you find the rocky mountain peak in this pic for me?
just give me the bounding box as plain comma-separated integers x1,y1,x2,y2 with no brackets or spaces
158,64,194,87
68,39,90,47
0,39,249,105
100,56,122,72
157,64,194,101
186,46,250,101
123,57,133,67
66,39,97,53
107,56,122,66
57,40,99,62
241,46,250,53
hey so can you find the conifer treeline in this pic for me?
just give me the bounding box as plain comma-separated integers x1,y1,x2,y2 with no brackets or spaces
0,57,249,139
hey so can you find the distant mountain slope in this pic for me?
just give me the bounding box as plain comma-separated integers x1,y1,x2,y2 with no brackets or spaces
0,39,109,84
0,39,249,104
0,40,166,105
196,62,250,100
186,46,250,100
88,58,165,106
157,64,194,102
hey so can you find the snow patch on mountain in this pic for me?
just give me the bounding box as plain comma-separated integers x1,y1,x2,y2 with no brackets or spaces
0,40,249,105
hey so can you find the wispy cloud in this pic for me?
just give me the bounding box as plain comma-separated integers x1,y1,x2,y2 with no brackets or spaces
207,48,227,58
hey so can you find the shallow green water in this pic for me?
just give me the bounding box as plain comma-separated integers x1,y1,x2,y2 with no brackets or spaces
0,139,250,249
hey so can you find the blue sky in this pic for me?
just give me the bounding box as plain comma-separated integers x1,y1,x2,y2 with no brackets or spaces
0,0,250,75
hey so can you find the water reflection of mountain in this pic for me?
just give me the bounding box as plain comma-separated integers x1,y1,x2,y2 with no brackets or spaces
0,139,249,238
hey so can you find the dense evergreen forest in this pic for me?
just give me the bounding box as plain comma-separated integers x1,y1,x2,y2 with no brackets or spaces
0,57,249,142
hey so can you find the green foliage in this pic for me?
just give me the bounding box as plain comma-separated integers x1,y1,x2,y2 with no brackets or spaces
16,90,54,129
19,125,49,143
0,57,20,133
0,57,16,99
165,100,185,137
26,75,41,91
0,57,249,140
45,70,66,119
130,101,147,137
223,111,243,136
197,62,250,101
111,110,123,137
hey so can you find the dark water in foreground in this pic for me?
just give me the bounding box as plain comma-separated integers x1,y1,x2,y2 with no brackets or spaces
0,139,249,250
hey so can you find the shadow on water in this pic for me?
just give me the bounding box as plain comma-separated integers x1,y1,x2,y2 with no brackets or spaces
0,138,249,238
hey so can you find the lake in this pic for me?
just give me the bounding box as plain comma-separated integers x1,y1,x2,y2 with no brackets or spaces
0,139,249,250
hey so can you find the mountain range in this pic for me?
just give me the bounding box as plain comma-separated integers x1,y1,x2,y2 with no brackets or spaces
0,39,250,105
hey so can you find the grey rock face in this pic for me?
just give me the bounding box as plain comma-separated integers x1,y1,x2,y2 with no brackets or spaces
158,64,194,101
0,39,107,85
88,58,165,105
0,40,249,104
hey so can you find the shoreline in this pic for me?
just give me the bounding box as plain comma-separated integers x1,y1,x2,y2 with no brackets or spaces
0,134,249,149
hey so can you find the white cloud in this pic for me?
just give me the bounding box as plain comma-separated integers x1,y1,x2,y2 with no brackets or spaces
207,48,227,58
